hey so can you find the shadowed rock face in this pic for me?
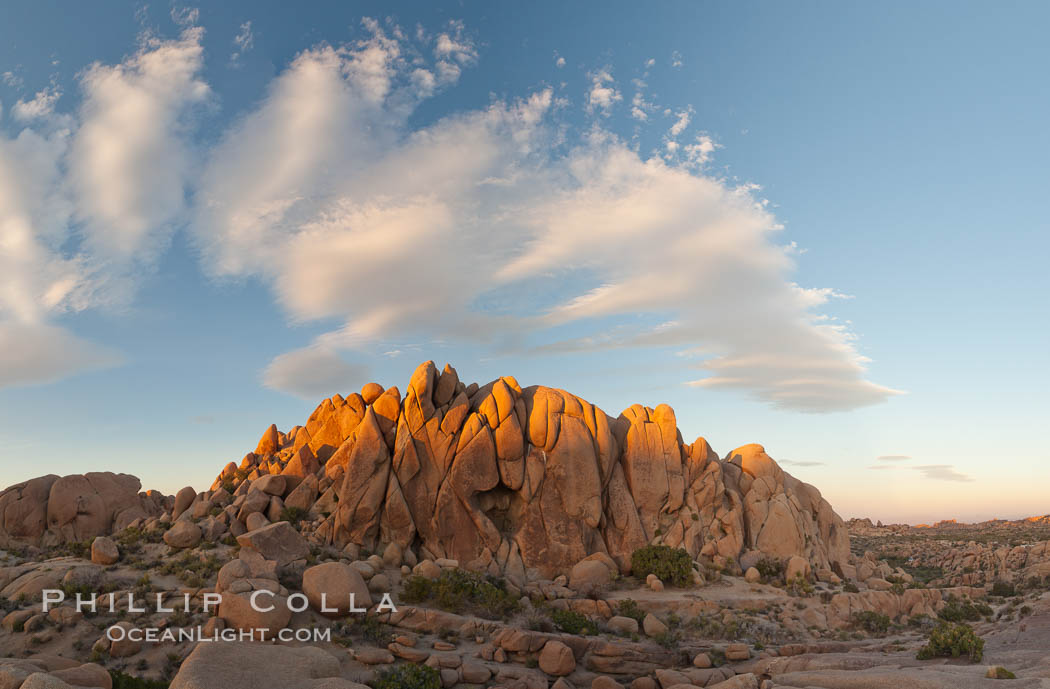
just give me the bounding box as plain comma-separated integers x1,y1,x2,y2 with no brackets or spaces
0,472,167,547
226,361,852,579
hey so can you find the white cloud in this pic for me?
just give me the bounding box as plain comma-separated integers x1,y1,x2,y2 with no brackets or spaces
683,134,717,167
669,110,690,137
877,454,912,462
69,26,210,263
587,69,622,115
12,87,61,122
671,51,683,68
433,20,477,86
230,21,254,64
0,15,897,412
555,55,566,68
191,33,897,412
0,25,209,389
262,346,370,399
2,71,23,88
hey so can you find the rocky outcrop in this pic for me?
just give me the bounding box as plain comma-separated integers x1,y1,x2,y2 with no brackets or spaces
0,472,166,547
213,361,851,579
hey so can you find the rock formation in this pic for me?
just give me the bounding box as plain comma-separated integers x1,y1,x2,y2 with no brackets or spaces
211,361,851,580
0,472,167,548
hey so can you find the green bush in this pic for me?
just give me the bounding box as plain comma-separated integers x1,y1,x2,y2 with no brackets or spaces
399,569,520,620
109,670,170,689
615,599,646,624
755,557,784,582
990,581,1016,597
372,664,441,689
278,506,308,527
938,598,992,623
843,581,860,593
549,608,598,635
851,611,891,635
916,622,984,663
630,545,693,587
986,666,1017,680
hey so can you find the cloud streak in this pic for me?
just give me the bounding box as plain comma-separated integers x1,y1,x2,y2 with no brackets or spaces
913,465,975,482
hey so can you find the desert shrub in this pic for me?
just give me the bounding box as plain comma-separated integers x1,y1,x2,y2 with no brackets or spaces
399,569,520,620
916,622,984,662
755,557,784,582
159,552,221,586
372,664,441,689
109,670,170,689
339,616,394,645
278,506,308,528
630,545,693,587
615,598,646,624
990,580,1016,597
986,666,1017,680
843,581,860,593
525,613,554,633
908,613,936,631
550,608,598,635
786,573,814,597
938,598,992,623
851,611,890,635
50,540,92,559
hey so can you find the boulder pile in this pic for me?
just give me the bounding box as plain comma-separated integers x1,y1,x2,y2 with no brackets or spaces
209,361,850,581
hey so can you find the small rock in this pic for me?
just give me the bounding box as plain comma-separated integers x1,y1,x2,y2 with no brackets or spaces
725,643,750,661
643,612,668,637
607,615,639,634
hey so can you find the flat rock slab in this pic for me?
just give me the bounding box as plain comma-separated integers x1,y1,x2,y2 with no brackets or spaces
170,642,341,689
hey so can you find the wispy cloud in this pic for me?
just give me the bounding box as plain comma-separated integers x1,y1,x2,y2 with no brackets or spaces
12,87,61,122
913,465,975,482
780,460,826,467
230,21,254,64
877,454,912,462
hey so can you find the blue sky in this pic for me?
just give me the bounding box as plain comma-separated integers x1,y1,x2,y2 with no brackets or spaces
1,1,1047,523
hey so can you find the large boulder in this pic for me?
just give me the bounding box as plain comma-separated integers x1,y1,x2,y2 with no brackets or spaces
171,641,340,689
163,521,202,549
217,591,292,639
302,562,372,617
236,522,309,565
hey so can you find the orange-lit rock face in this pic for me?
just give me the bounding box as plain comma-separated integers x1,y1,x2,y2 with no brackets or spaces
200,360,852,579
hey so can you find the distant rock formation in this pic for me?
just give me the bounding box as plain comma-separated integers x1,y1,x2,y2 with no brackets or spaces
0,472,167,547
214,361,851,579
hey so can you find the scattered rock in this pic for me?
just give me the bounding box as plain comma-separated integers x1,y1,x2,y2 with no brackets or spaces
538,640,576,676
90,536,118,565
163,521,202,549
